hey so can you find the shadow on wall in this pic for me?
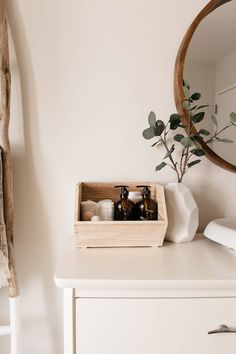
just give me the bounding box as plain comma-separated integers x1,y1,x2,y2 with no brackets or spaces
6,1,62,353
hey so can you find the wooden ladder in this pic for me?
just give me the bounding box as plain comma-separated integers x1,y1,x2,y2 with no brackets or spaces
0,0,21,353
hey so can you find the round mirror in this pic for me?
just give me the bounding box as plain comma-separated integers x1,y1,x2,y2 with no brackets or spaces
174,0,236,172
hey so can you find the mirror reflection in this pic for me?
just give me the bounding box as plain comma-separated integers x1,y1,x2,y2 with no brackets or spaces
184,0,236,165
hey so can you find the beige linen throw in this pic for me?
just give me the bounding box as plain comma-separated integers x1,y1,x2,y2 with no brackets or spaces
0,149,10,288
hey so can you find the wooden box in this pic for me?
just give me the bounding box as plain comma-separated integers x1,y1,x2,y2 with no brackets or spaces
74,182,168,248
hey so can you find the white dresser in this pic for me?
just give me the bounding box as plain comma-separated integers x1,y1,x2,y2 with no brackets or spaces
54,235,236,354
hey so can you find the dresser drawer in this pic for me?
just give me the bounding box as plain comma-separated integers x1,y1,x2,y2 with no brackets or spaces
76,297,236,354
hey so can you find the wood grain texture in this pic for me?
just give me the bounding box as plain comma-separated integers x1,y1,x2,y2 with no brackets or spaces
0,0,19,297
74,182,168,248
174,0,236,173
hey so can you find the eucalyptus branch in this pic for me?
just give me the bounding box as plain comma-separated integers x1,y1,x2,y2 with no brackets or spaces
181,147,190,182
161,135,181,182
142,82,236,183
205,122,233,144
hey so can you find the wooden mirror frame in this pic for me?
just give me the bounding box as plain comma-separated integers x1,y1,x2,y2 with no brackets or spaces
174,0,236,173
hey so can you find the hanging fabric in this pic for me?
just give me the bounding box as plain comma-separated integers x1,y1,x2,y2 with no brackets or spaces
0,0,19,296
0,148,10,288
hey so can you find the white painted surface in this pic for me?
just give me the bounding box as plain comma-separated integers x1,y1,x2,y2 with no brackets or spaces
165,183,198,243
0,326,11,336
0,297,21,354
76,297,236,354
9,296,21,354
63,289,75,354
55,237,236,354
204,217,236,251
1,0,236,353
55,237,236,298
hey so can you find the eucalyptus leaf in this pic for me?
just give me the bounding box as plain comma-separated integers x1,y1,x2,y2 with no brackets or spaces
199,129,210,136
191,92,201,101
155,162,167,171
181,136,194,148
211,115,218,127
143,127,155,140
230,112,236,123
174,134,185,142
148,111,156,127
154,120,165,136
182,101,190,110
183,80,190,89
216,138,234,143
169,114,182,130
191,112,205,124
191,148,205,157
187,159,201,168
183,86,190,99
190,135,202,147
151,140,163,147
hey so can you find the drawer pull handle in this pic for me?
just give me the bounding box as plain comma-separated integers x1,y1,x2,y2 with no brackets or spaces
208,324,236,334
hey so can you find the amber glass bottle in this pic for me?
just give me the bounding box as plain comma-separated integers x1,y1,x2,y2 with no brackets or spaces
114,185,135,221
135,185,158,220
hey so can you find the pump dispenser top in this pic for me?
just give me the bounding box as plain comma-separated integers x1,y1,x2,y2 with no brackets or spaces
136,185,158,220
115,185,129,198
114,185,135,220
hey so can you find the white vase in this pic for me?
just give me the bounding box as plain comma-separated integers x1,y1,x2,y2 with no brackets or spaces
164,182,199,243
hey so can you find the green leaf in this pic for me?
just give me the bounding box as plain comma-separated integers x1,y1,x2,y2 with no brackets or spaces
187,159,201,168
216,138,234,143
191,93,201,101
154,120,165,136
163,144,175,159
190,135,202,148
211,115,218,127
191,112,205,124
174,134,185,142
181,136,194,148
151,140,163,147
191,148,206,157
155,162,167,171
182,101,190,110
148,111,156,127
183,86,190,99
183,80,190,89
169,114,182,130
230,112,236,123
199,129,210,136
143,127,155,140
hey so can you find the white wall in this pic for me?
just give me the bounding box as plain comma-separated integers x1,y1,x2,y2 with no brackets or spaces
215,49,236,92
1,1,236,353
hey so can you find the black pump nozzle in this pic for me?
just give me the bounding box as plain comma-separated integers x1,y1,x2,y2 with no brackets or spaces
136,185,151,198
115,185,129,198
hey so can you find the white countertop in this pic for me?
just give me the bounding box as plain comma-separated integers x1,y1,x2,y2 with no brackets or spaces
54,235,236,298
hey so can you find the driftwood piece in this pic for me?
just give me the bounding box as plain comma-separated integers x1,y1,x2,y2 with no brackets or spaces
0,0,19,297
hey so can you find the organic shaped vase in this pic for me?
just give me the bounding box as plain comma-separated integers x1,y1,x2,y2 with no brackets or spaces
164,182,199,243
